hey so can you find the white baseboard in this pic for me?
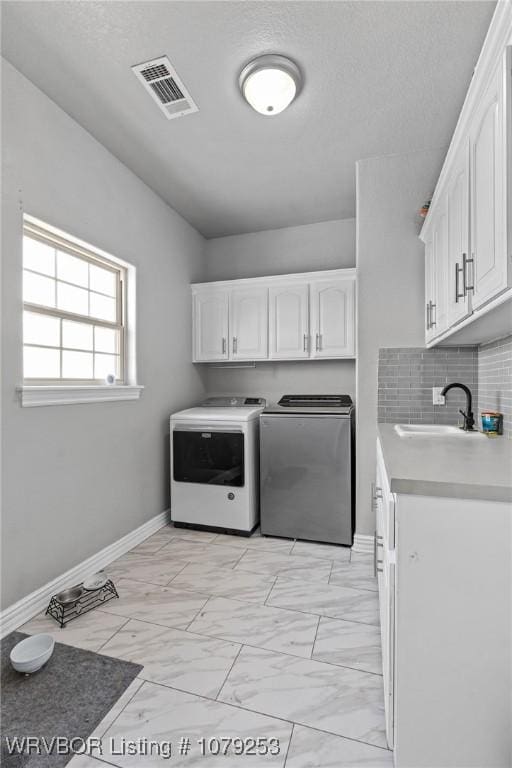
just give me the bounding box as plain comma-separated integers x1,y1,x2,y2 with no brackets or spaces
0,509,170,638
351,533,374,554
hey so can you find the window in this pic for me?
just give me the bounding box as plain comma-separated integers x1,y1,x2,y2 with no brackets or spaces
23,220,126,384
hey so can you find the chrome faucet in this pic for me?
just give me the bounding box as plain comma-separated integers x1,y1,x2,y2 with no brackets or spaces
441,382,475,431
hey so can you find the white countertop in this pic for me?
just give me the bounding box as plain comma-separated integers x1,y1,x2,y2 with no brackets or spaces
377,423,512,503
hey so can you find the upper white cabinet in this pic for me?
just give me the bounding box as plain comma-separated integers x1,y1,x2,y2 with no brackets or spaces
268,282,310,359
310,278,355,358
424,233,436,343
446,141,471,327
469,56,508,310
230,285,268,360
425,195,450,342
192,269,356,363
193,289,229,361
420,10,512,346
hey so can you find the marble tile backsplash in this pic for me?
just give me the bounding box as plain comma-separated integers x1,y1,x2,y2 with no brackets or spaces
378,347,478,426
477,335,512,439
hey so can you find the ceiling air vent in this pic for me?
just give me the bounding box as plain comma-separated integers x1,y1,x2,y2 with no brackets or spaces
132,56,198,120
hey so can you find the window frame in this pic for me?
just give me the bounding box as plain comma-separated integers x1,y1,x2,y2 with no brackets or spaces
22,220,126,386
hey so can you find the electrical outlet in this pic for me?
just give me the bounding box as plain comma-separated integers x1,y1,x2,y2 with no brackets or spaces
432,386,446,405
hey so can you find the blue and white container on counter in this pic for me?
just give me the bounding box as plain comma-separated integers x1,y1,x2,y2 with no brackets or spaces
481,411,503,436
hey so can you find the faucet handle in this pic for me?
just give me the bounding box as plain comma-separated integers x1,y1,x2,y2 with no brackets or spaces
459,409,475,431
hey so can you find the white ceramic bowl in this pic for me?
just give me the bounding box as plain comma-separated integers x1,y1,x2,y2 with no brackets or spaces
10,633,55,674
83,572,108,591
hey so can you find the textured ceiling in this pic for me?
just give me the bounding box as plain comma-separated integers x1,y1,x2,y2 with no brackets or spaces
1,1,495,237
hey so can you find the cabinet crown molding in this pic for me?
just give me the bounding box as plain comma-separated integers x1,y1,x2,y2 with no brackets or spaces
191,267,356,292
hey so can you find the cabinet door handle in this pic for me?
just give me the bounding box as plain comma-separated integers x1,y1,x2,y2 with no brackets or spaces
430,301,436,327
463,253,474,294
426,302,430,330
303,333,308,352
455,263,464,303
222,337,226,355
232,336,237,354
315,333,322,351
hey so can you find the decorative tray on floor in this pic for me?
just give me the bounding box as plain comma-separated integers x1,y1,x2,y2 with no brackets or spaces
46,578,119,628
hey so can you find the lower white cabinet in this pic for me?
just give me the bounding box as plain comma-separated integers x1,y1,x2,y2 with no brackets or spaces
376,437,511,767
192,269,356,363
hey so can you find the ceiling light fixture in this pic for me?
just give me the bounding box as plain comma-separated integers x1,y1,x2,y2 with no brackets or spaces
239,54,302,116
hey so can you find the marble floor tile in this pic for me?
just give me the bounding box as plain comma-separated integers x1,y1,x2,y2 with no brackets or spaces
290,540,352,562
89,677,145,739
68,757,108,767
19,609,128,652
130,529,176,555
267,578,379,625
329,555,378,592
312,617,382,675
213,530,294,554
234,549,332,583
169,562,276,604
98,578,208,629
168,524,219,543
188,596,319,658
285,725,393,767
218,646,386,749
159,539,245,569
104,551,188,586
101,681,292,766
101,618,240,698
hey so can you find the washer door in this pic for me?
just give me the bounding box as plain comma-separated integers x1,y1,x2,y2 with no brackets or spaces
173,427,245,487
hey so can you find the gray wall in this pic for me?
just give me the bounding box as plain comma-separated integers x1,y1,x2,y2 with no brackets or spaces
205,219,355,281
477,334,512,438
204,219,356,403
378,346,478,424
356,147,445,536
1,61,206,609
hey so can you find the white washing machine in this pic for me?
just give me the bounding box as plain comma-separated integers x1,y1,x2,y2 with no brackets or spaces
170,396,265,534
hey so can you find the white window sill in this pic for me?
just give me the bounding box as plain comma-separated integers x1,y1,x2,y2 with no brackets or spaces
17,385,144,407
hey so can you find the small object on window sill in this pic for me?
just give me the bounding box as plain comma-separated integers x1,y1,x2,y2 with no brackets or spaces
105,374,116,385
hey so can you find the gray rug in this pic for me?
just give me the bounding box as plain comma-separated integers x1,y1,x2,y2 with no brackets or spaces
1,631,142,768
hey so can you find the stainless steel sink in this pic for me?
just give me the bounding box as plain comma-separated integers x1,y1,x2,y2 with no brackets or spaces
394,424,483,438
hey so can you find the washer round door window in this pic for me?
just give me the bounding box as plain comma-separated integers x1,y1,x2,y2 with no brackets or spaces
173,428,245,487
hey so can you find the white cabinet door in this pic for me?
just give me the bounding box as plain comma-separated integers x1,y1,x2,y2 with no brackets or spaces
376,439,395,750
193,289,229,362
431,198,449,338
230,285,268,360
268,282,310,359
424,234,435,343
310,278,355,358
470,54,509,310
446,142,471,326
